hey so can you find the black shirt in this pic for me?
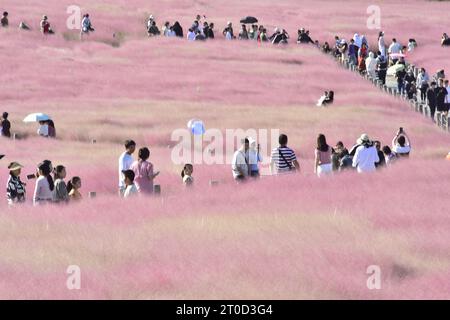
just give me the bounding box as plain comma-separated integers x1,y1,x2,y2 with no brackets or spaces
436,87,448,106
1,119,11,137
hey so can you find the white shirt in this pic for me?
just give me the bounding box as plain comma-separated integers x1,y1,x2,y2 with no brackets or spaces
37,124,49,137
231,149,249,178
118,152,134,188
33,176,54,205
389,42,401,54
187,31,196,41
378,36,385,51
248,149,262,172
353,34,362,48
393,145,411,154
352,145,379,173
123,184,138,198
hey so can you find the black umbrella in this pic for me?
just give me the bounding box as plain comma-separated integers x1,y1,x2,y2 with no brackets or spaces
240,16,258,24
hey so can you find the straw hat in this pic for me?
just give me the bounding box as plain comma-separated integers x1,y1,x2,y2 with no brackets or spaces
357,133,370,144
8,162,24,171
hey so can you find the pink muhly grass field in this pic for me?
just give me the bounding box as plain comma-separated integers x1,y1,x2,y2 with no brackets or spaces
0,0,450,299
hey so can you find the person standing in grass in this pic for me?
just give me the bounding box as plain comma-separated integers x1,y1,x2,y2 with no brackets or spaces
232,138,250,181
6,162,26,206
1,11,8,27
436,78,448,117
248,137,262,177
427,81,437,120
33,161,54,205
314,134,333,177
130,147,159,195
53,165,69,203
352,134,379,173
270,134,300,174
1,112,11,138
118,140,136,197
122,170,138,198
67,176,82,201
374,141,386,168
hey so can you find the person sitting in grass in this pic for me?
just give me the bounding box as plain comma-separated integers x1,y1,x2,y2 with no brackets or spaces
122,170,138,198
181,164,194,186
80,13,94,38
316,91,334,106
441,33,450,46
147,20,160,37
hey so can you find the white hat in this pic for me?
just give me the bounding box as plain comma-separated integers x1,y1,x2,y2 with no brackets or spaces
227,21,232,25
8,162,24,171
247,136,257,145
357,133,370,144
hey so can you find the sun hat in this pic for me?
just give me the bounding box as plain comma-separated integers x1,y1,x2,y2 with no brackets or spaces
247,136,257,146
8,162,24,171
357,133,370,144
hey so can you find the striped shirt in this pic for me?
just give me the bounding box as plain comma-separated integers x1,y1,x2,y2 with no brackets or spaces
271,146,297,173
6,175,26,205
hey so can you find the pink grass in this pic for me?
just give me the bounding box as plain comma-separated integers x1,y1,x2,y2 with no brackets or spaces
0,0,450,299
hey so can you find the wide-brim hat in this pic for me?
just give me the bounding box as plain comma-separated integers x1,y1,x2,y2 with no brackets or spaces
357,133,370,144
8,162,24,171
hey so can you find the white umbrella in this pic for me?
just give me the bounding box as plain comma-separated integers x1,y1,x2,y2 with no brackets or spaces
23,113,51,123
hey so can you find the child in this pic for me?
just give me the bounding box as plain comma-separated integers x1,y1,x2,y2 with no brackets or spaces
181,164,194,186
67,176,82,201
122,170,138,198
53,165,69,203
248,138,262,177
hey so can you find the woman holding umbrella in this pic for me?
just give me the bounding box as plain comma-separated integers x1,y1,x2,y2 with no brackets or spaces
23,113,52,137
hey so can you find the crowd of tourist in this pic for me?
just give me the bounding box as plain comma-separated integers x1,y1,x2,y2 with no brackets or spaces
1,8,447,207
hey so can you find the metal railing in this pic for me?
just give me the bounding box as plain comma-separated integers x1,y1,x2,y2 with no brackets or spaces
327,50,449,132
